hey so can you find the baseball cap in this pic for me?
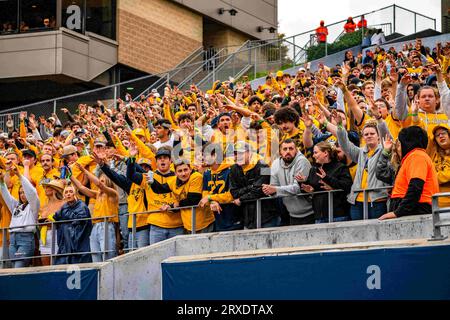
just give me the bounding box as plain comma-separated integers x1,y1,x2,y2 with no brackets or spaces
94,140,106,147
0,133,8,139
60,130,70,138
22,149,37,158
71,137,84,145
298,67,306,73
137,158,152,167
75,128,85,135
155,148,171,158
62,145,78,157
133,128,146,137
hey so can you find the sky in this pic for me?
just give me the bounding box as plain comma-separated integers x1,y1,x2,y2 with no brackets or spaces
278,0,442,39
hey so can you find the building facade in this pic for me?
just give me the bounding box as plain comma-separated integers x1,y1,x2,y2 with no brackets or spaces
0,0,278,108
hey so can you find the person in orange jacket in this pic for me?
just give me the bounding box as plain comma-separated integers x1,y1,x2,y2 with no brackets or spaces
316,20,328,43
344,17,356,33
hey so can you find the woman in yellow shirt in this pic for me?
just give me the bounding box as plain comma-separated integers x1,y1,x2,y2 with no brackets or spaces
70,163,119,262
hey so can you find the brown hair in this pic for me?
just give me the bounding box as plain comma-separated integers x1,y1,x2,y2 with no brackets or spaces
315,141,337,161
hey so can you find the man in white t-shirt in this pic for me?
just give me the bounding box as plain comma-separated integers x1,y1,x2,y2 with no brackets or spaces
153,119,174,149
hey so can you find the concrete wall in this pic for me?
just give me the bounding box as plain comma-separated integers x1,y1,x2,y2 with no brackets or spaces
98,214,449,300
173,0,278,39
0,28,118,81
117,0,203,74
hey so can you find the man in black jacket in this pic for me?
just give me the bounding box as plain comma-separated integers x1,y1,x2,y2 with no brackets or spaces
229,142,280,229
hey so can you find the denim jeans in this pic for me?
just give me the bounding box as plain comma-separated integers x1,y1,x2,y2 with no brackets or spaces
9,232,35,268
90,222,117,262
350,201,387,220
128,227,150,250
262,216,281,228
315,216,350,224
149,225,184,245
119,204,129,250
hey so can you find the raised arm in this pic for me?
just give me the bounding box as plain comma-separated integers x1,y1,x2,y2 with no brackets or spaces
74,163,117,198
69,168,97,199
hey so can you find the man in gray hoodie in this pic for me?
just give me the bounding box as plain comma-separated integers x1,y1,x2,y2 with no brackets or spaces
262,139,314,225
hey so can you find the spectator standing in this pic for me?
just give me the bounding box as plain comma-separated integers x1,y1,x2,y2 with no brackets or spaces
379,126,439,220
52,184,92,265
298,141,353,223
37,179,65,266
229,142,280,229
70,163,119,262
344,17,356,33
371,29,386,46
336,117,391,220
430,125,450,208
357,15,368,29
315,20,328,44
262,139,314,225
0,163,39,268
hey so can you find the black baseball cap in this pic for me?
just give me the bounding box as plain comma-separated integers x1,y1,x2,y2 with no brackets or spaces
22,149,37,158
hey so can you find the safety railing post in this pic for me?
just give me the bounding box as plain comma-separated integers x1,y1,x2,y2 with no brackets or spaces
191,207,196,235
113,85,117,110
414,13,417,33
131,212,136,252
325,41,328,56
293,37,296,67
431,196,445,240
254,48,257,78
50,221,56,266
327,191,334,223
393,4,396,33
53,100,57,115
363,190,369,220
256,199,262,229
103,217,108,262
1,228,7,269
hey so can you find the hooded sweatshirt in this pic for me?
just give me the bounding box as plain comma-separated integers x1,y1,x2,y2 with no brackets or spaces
391,126,439,217
270,152,313,218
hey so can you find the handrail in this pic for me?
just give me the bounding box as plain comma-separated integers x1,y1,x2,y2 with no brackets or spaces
196,40,251,88
431,193,450,241
2,186,449,268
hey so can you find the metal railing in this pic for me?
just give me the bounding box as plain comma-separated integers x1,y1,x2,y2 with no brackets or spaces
0,187,378,269
431,193,450,241
353,186,393,220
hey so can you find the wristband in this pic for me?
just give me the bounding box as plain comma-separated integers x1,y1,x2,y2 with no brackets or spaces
322,119,328,129
408,113,418,116
257,119,265,125
208,195,212,202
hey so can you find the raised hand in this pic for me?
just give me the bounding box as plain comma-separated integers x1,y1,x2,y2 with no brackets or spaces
316,167,327,179
383,134,393,152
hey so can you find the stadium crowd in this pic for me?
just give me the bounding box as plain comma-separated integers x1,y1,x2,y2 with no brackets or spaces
0,39,449,268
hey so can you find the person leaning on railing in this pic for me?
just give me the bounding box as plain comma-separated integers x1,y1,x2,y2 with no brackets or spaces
335,113,391,220
379,126,439,220
0,162,39,268
296,141,353,224
51,184,92,265
69,162,119,262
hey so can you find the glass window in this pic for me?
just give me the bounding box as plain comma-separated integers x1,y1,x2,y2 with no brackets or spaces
62,0,83,33
0,0,18,34
86,0,116,40
20,0,56,32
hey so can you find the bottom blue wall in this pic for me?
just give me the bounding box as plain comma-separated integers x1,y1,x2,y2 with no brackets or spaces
0,269,98,300
162,244,450,300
